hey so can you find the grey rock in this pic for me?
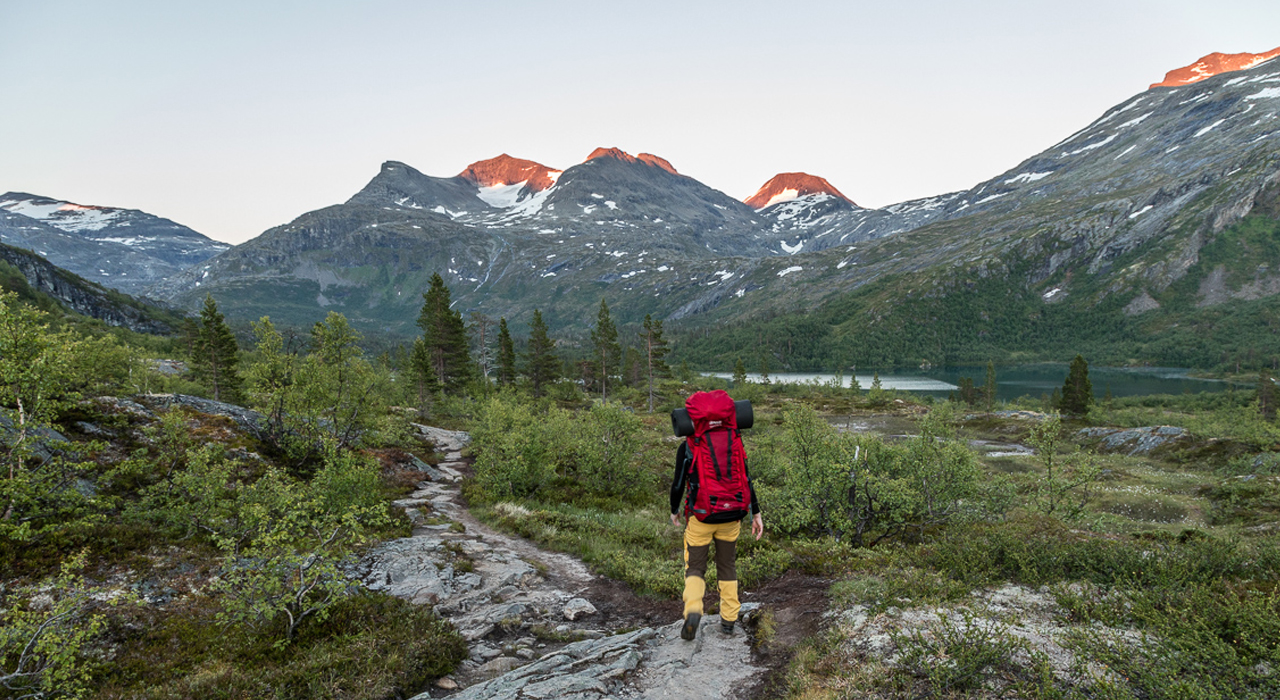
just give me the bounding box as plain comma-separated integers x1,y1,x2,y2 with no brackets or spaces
479,657,524,675
563,597,597,621
520,674,607,698
74,421,112,437
0,412,70,462
136,394,268,438
91,396,155,419
1077,425,1191,455
408,454,446,481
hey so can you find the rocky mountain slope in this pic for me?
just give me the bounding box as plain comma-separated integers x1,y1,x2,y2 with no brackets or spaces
0,241,178,333
0,192,227,295
147,52,1280,365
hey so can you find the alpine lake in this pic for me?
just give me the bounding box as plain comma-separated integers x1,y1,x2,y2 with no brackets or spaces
706,363,1241,401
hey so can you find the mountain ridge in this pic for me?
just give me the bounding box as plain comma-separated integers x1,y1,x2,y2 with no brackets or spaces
1152,46,1280,88
145,52,1280,356
0,192,228,296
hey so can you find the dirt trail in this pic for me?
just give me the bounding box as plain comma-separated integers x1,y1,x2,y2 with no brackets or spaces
360,425,807,700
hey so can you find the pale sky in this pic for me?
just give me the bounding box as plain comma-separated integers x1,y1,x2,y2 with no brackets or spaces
2,0,1278,244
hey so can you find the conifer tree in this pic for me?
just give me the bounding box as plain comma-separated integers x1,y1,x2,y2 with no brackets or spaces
640,314,671,412
1260,369,1277,422
468,311,495,380
496,318,516,386
590,299,621,401
417,274,473,394
191,294,242,403
622,346,642,388
984,360,997,411
409,337,439,413
525,309,559,397
732,358,747,387
1059,354,1093,417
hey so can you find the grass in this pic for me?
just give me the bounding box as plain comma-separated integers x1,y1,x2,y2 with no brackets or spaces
756,393,1280,699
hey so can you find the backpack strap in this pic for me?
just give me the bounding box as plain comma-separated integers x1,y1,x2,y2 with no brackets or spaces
706,433,724,480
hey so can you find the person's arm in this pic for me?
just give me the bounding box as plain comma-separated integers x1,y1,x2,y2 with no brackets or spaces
670,442,688,525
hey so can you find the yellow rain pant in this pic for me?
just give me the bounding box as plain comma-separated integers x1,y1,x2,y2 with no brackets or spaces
682,518,741,622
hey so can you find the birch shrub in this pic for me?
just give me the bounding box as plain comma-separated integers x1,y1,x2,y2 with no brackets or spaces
755,403,985,546
469,397,647,503
134,440,390,644
0,550,116,700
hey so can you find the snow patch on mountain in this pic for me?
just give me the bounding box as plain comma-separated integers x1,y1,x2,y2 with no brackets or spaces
476,182,529,208
1004,172,1053,185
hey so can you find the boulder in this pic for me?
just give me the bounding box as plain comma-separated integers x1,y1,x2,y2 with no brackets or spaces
137,394,268,437
1077,426,1191,455
562,598,597,621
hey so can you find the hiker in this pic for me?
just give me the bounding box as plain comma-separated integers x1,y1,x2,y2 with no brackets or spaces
669,390,763,640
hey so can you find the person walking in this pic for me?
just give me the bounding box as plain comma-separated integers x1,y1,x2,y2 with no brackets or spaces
669,390,763,640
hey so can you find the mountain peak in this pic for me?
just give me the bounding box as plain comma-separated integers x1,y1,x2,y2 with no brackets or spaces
637,153,678,175
1151,46,1280,88
584,147,678,174
744,173,853,210
458,154,561,192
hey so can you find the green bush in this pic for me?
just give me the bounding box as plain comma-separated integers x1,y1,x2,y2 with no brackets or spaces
893,608,1053,694
756,403,984,546
470,397,575,501
576,403,645,497
470,396,651,504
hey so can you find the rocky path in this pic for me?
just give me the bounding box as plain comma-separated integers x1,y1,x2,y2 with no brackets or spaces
359,425,766,700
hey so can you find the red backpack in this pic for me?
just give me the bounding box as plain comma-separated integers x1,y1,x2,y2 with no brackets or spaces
683,390,751,522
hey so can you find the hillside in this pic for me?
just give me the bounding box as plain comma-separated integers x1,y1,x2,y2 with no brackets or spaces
0,242,180,334
0,193,227,296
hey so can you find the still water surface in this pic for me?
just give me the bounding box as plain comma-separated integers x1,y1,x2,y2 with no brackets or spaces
706,364,1236,400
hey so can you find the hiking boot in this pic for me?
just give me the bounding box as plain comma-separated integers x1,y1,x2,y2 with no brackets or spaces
721,620,734,634
681,613,701,640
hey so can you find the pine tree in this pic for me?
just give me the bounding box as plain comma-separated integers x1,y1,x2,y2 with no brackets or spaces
468,311,495,380
496,318,516,386
759,356,771,385
622,346,642,388
417,273,473,394
640,314,671,412
525,309,559,397
590,299,621,401
1059,354,1093,417
409,337,439,414
984,360,997,411
732,358,747,387
1260,369,1277,422
677,360,693,383
190,294,242,403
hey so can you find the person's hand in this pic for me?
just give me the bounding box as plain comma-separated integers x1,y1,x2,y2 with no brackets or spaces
751,513,764,540
670,513,681,527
